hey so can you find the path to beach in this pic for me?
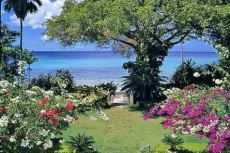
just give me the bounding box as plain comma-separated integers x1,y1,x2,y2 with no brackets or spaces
112,92,129,107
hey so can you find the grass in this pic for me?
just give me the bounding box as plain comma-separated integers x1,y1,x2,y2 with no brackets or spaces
60,106,208,153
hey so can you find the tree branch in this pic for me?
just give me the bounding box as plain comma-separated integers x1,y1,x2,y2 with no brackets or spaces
109,36,137,49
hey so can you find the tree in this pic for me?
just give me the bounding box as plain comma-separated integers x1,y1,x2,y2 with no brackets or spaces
44,0,230,101
4,0,42,61
0,23,37,81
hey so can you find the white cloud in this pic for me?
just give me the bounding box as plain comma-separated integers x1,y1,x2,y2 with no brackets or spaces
41,35,49,41
9,0,66,29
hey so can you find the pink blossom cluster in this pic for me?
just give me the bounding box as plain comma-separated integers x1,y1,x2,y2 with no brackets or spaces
144,86,230,153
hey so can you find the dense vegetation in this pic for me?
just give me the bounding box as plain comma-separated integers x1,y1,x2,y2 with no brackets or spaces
1,0,230,152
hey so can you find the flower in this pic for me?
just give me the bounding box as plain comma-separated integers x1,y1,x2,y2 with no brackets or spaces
51,118,58,125
65,101,75,110
21,138,30,147
9,136,16,142
36,140,42,145
43,140,52,149
193,72,200,77
172,134,177,138
39,129,49,137
59,139,65,144
215,79,223,85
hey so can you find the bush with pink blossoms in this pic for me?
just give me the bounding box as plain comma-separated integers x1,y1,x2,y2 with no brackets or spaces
144,85,230,153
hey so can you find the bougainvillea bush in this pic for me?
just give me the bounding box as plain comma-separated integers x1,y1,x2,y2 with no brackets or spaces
0,80,107,152
144,85,230,153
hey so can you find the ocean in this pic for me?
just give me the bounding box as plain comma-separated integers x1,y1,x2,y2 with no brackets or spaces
29,51,218,89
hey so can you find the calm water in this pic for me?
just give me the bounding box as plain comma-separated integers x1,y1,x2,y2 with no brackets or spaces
29,51,218,89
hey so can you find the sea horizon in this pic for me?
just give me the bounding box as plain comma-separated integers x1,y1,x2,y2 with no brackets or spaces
29,51,218,90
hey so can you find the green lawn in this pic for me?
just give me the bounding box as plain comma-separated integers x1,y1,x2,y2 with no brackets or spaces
60,106,208,153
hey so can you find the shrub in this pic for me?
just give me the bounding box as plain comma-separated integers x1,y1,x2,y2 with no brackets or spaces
0,79,108,152
67,133,97,153
144,85,230,153
73,85,111,108
31,69,75,95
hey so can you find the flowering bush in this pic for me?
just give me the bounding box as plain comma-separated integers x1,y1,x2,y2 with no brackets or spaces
0,79,108,152
144,85,230,153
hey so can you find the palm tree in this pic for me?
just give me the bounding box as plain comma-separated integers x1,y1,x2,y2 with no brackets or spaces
4,0,42,61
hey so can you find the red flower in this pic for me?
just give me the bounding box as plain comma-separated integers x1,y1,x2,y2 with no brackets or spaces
41,97,49,109
41,97,49,103
51,118,58,125
45,108,59,119
65,101,75,110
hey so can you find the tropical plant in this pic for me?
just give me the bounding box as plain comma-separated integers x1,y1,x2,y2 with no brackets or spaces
162,134,184,152
31,69,75,95
122,61,166,104
67,133,97,153
97,81,117,96
4,0,42,61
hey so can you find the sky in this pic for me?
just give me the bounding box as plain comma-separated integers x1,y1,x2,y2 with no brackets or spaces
1,0,216,52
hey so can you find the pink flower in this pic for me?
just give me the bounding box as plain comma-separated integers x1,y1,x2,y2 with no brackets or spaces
65,101,75,110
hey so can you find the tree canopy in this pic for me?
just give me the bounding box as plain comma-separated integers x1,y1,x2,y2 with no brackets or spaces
45,0,230,54
44,0,230,101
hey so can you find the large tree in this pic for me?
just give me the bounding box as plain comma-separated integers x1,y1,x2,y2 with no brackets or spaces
4,0,42,61
44,0,230,101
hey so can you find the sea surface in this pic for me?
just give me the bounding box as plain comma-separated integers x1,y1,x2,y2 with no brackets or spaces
29,51,218,89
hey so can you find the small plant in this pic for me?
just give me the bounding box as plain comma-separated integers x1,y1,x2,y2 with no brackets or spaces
140,144,154,153
161,134,184,152
67,133,97,153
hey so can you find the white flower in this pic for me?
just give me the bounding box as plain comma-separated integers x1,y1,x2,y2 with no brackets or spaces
21,138,30,147
171,134,177,138
215,79,223,85
0,115,9,127
40,109,46,114
59,139,65,144
44,90,54,96
50,133,56,139
9,136,16,142
193,72,200,77
39,129,49,137
36,140,42,145
43,140,52,149
63,115,74,123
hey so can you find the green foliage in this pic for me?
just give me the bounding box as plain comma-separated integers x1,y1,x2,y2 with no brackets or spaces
162,134,184,151
168,59,218,89
73,84,110,108
67,133,97,153
31,69,75,95
0,23,37,82
121,61,166,103
97,81,117,96
169,59,197,89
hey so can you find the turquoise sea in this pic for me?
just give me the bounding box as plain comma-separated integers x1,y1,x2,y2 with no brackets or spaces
30,51,218,89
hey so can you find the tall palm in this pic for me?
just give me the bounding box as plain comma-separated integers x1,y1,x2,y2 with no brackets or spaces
4,0,42,61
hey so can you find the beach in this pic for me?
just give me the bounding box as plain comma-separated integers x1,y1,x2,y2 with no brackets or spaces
30,51,218,90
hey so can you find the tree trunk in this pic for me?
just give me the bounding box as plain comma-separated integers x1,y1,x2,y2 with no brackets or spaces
20,18,23,61
0,0,2,68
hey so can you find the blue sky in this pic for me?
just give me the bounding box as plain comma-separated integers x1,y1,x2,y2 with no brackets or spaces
1,0,216,52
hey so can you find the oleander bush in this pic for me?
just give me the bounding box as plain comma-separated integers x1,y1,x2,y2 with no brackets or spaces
0,79,108,153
